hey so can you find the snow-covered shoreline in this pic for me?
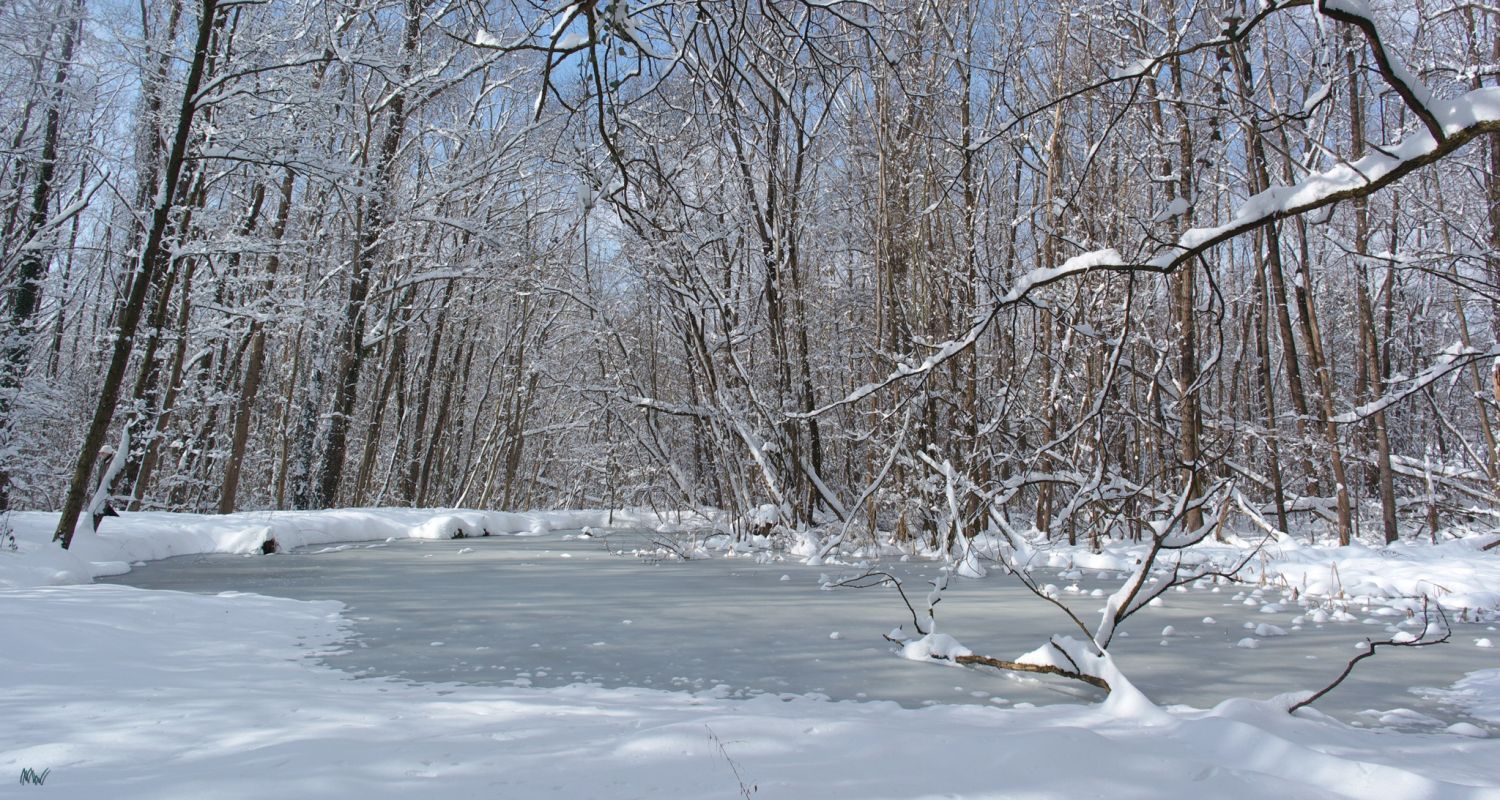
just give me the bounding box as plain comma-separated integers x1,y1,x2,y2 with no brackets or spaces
0,508,651,589
1010,530,1500,618
3,509,1500,798
7,507,1499,617
4,581,1499,799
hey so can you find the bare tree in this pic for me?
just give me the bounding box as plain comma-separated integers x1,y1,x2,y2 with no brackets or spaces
52,0,222,547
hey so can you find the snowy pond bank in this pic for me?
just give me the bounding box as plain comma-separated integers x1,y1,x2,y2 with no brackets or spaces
101,529,1500,729
5,509,1500,798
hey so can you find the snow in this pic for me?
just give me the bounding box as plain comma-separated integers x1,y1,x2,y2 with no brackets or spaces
899,632,973,662
0,508,632,589
1152,196,1190,223
3,509,1500,797
1011,530,1500,616
7,580,1495,798
554,31,588,50
471,28,503,48
1422,669,1500,725
954,545,988,578
1005,249,1125,302
1109,57,1156,80
1303,82,1331,114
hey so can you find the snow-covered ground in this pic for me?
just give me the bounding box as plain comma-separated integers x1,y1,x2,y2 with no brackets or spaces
0,508,631,590
1011,531,1500,620
3,509,1500,798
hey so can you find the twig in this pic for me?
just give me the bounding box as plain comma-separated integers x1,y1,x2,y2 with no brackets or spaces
1005,561,1100,647
705,726,756,800
649,533,693,561
1288,601,1452,714
824,570,930,635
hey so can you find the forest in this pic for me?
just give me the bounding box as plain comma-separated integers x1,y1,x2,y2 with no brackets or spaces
3,0,1500,551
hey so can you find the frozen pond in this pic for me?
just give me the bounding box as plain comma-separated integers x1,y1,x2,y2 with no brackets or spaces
103,531,1500,730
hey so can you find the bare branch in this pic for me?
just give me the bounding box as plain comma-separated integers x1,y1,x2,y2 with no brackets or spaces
1288,602,1453,714
953,653,1111,692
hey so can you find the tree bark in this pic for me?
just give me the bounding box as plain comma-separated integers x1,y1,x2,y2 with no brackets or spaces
0,0,84,510
53,0,221,547
312,0,423,507
1345,41,1398,543
219,170,295,512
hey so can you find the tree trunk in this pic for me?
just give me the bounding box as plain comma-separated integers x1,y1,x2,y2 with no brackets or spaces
53,0,221,547
401,280,452,500
0,0,84,510
1345,42,1398,543
312,0,423,507
1169,57,1203,532
1229,38,1290,533
220,169,295,513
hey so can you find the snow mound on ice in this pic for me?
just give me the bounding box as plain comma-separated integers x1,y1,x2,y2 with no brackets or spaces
899,633,972,662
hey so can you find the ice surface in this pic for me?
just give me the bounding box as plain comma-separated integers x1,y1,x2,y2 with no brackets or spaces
104,531,1500,725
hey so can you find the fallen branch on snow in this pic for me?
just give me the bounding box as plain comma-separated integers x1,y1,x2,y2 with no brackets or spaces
954,653,1111,692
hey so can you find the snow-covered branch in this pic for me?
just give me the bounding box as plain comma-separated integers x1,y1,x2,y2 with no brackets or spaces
1317,0,1443,143
1330,345,1500,425
799,82,1500,420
